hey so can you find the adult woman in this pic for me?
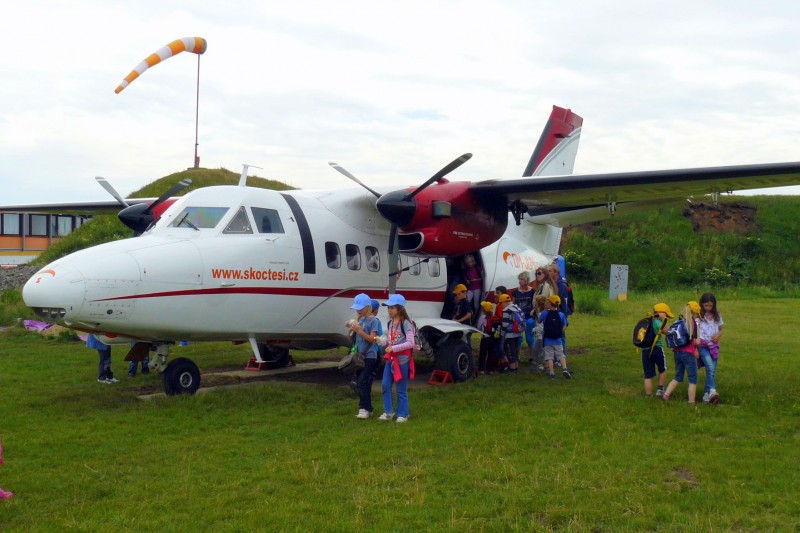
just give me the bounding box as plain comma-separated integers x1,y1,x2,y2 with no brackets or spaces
533,267,557,299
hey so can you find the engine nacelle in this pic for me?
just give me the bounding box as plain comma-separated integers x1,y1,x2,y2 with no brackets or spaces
397,181,508,256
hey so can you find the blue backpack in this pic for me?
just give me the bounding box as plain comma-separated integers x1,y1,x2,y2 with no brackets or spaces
665,318,691,349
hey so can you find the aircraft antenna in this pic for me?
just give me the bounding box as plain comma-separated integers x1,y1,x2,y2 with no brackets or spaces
239,164,263,187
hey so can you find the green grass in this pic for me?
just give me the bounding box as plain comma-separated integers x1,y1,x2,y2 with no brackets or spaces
562,195,800,291
1,291,799,531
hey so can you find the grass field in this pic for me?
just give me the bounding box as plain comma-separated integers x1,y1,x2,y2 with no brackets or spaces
1,290,799,531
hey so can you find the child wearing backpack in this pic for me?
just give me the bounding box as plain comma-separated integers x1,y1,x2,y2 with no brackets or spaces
641,303,673,398
663,301,701,404
697,292,724,405
537,295,571,379
497,294,522,372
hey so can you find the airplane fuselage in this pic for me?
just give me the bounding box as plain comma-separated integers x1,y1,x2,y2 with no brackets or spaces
23,185,555,349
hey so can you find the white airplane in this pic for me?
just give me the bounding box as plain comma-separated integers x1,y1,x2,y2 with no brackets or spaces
7,105,800,395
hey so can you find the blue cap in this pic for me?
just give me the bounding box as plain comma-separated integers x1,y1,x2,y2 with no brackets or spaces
371,299,380,311
350,293,372,310
382,294,407,307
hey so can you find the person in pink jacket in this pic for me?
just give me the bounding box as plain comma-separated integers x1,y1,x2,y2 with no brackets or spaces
378,294,416,423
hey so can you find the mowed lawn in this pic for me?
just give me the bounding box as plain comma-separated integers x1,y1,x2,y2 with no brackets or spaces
0,292,798,531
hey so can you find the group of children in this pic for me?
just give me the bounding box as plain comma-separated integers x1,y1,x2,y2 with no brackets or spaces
641,292,724,405
345,292,416,423
475,286,572,379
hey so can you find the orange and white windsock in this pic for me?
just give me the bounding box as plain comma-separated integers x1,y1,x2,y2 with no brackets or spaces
115,37,207,94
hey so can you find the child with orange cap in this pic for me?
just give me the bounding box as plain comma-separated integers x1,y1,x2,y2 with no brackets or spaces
642,303,674,397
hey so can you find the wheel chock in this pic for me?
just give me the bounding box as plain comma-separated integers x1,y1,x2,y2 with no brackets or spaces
428,369,454,385
245,357,270,371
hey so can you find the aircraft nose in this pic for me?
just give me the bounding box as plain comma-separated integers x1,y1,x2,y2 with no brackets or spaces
22,265,86,322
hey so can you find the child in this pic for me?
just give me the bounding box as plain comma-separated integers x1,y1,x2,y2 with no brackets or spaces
538,295,571,378
530,295,547,372
451,283,473,325
642,303,672,397
663,301,701,404
345,293,380,419
378,294,416,423
697,292,724,405
463,254,483,318
511,271,536,362
498,294,522,372
477,301,498,374
87,333,119,384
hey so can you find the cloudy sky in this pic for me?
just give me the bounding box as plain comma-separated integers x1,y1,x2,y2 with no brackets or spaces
2,0,800,205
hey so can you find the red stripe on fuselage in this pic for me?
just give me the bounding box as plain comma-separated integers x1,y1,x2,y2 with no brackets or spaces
93,287,445,303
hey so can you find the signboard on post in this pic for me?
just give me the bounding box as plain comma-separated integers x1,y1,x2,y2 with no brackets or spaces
610,264,628,301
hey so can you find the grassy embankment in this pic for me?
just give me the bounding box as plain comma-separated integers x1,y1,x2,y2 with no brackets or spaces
0,290,799,531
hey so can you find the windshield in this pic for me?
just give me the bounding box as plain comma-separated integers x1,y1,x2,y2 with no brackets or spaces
168,207,229,229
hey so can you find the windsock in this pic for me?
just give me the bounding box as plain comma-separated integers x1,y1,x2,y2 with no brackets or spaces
115,37,207,93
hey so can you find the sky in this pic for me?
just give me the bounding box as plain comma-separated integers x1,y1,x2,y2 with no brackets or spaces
2,0,800,205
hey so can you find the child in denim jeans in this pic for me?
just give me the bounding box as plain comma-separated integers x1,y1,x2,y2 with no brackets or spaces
697,292,724,405
663,302,701,404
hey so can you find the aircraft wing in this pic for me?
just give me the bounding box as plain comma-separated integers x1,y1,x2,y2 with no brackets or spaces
0,199,155,215
471,161,800,226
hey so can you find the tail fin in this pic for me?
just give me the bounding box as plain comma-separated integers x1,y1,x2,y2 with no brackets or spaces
522,105,583,177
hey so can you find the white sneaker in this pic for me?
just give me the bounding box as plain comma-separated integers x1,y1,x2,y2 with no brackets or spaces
396,416,408,423
356,409,371,419
702,393,710,404
106,377,120,383
377,412,395,421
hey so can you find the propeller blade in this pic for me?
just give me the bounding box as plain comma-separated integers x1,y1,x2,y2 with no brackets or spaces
405,153,472,200
95,177,130,208
143,178,192,215
328,162,382,198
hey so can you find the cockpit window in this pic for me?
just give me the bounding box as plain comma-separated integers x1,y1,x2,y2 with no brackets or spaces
223,206,253,234
251,207,285,234
169,207,229,229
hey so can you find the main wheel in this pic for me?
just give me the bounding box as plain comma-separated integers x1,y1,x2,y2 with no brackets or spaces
435,338,474,382
162,357,201,395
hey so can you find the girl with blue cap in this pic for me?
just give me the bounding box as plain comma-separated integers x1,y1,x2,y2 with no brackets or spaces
346,293,380,419
378,294,416,423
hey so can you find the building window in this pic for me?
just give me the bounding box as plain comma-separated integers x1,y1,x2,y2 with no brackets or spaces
325,242,341,269
29,214,48,236
365,246,380,272
2,213,21,235
53,216,73,237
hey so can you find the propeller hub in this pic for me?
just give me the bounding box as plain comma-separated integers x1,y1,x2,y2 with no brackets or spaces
376,190,416,227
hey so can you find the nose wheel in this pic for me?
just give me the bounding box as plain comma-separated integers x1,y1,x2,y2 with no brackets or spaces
162,357,201,395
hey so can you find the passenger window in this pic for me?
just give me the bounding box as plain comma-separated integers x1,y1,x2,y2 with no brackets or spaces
223,206,253,234
251,207,285,234
365,246,380,272
428,258,441,277
409,257,421,276
326,242,341,269
346,244,361,270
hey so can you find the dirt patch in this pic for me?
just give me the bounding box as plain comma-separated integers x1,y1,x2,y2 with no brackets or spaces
683,201,758,234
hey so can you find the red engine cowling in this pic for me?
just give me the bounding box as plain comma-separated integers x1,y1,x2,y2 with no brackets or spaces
397,181,508,256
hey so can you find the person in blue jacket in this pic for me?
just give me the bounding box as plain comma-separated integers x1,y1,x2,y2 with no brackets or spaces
87,333,118,384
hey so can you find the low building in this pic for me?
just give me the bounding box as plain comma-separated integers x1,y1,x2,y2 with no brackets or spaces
0,212,88,266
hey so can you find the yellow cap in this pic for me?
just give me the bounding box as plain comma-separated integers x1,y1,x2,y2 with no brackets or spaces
452,283,467,294
480,301,494,313
547,295,561,307
653,303,675,318
498,293,511,303
688,301,701,315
